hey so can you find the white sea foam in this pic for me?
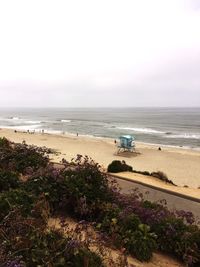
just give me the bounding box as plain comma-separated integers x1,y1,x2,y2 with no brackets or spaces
61,119,71,123
0,118,42,124
11,117,20,120
117,127,164,134
26,120,42,124
0,125,41,131
0,117,21,122
165,133,200,140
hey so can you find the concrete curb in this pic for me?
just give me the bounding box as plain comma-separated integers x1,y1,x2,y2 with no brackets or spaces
109,173,200,203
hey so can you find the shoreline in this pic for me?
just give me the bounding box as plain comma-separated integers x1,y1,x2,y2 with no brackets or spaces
1,126,200,152
1,128,200,190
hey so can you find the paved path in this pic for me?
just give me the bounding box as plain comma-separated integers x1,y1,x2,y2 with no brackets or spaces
111,175,200,222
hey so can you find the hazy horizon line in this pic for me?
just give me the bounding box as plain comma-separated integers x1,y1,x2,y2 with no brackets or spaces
0,106,200,109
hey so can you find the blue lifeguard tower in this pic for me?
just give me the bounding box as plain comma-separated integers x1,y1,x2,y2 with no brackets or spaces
117,135,135,153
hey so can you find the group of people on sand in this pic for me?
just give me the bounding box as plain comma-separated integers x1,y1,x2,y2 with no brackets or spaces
14,129,45,134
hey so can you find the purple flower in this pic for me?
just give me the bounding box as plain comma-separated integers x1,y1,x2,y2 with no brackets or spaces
6,259,25,267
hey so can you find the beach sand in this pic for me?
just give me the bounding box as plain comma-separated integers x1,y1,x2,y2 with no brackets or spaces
48,217,184,267
0,128,200,191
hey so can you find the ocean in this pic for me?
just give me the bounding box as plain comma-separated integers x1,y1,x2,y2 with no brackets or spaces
0,107,200,149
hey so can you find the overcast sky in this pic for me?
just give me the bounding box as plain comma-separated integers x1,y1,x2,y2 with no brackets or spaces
0,0,200,107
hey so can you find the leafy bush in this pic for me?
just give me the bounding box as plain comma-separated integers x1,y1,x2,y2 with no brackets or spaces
96,202,121,237
152,217,187,252
0,169,20,192
96,202,157,261
152,217,200,265
24,155,115,219
123,224,157,261
119,213,141,232
60,155,113,218
0,189,35,221
0,138,50,174
0,137,10,148
0,196,105,267
174,225,200,266
107,160,133,173
151,171,175,185
133,170,151,176
23,165,65,211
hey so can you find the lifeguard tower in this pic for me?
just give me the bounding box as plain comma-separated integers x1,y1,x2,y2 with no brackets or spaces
117,135,135,153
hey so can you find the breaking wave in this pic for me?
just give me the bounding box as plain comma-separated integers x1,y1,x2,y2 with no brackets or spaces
117,127,164,134
61,119,71,123
165,133,200,140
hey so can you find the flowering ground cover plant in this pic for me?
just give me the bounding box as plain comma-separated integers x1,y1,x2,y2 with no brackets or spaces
0,196,105,267
0,138,51,174
0,169,20,192
0,137,200,266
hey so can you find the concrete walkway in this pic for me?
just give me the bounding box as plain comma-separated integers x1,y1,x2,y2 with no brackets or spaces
111,174,200,222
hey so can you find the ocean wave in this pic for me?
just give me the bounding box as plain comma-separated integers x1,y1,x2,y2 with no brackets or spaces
0,124,41,131
0,118,42,125
26,120,42,124
165,133,200,140
117,127,164,134
61,119,71,123
0,117,21,122
10,117,20,120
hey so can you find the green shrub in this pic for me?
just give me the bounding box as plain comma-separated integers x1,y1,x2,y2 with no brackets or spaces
96,205,156,261
0,137,10,148
119,213,141,232
133,170,151,176
142,200,162,209
131,168,176,185
0,139,50,174
23,170,63,210
107,160,133,173
0,169,20,192
151,171,175,185
96,202,121,234
61,155,112,218
124,224,157,261
0,189,35,220
66,248,104,267
153,217,187,253
153,218,200,265
0,203,105,267
177,226,200,265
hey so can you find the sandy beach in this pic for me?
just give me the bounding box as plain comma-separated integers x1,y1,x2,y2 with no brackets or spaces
0,128,200,191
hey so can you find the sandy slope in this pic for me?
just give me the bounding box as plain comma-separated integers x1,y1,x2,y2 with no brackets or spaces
48,217,184,267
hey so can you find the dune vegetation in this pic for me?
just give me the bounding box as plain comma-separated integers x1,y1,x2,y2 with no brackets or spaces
0,137,200,267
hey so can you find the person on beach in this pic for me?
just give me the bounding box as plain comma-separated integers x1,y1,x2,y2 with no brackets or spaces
77,133,78,137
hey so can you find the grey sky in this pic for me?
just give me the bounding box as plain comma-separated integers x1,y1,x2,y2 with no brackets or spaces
0,0,200,107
